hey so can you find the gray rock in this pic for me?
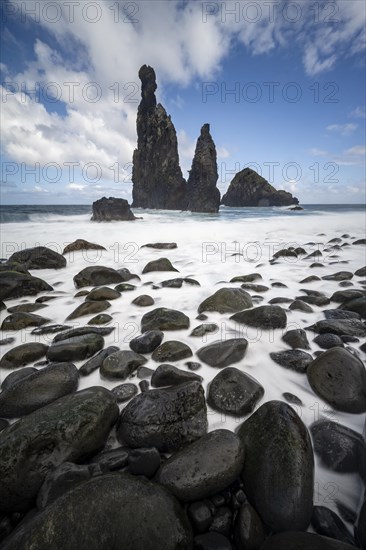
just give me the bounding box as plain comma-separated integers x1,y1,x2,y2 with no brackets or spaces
37,461,92,509
7,302,47,313
314,333,344,349
310,420,366,477
307,318,366,337
282,329,310,349
283,392,303,406
0,342,48,369
117,381,207,452
234,501,265,550
270,350,313,373
53,326,114,342
74,266,127,288
238,400,314,532
62,239,106,254
88,313,113,325
198,288,252,314
151,341,193,362
322,271,353,281
1,312,50,331
132,294,155,306
194,533,232,550
128,447,161,477
261,532,356,549
111,383,138,403
85,287,121,301
1,367,38,390
296,294,330,307
91,196,136,221
88,447,129,471
1,473,193,549
207,367,264,416
339,296,366,319
0,387,118,512
79,346,119,376
115,282,136,292
151,364,202,387
240,283,269,293
230,273,262,283
197,339,248,368
289,300,314,313
66,300,111,320
47,333,105,362
142,258,178,274
355,266,366,276
190,323,219,337
142,242,177,249
31,324,72,335
155,429,244,501
230,305,287,329
0,362,79,417
307,348,366,413
331,289,364,303
9,246,66,270
323,309,360,320
141,307,190,332
130,330,163,354
100,350,147,380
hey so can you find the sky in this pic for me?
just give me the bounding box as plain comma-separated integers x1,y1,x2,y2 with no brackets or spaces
0,0,365,205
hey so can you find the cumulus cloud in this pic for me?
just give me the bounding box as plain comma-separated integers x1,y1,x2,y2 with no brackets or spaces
326,123,358,136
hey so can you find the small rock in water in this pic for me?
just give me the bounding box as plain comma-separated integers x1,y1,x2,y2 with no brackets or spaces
151,364,202,387
79,346,119,376
141,242,177,249
62,239,106,254
186,361,201,371
85,286,121,301
190,323,219,337
141,307,190,332
7,302,47,314
198,288,252,314
151,341,193,362
47,333,104,362
207,367,264,416
132,294,154,306
66,300,111,320
100,350,147,380
9,246,66,270
87,313,113,325
197,339,248,368
1,312,50,331
282,392,303,406
111,383,138,403
130,330,164,354
0,342,48,369
282,328,310,349
142,258,178,274
230,305,287,329
114,282,136,292
270,350,313,373
139,380,149,392
314,333,344,349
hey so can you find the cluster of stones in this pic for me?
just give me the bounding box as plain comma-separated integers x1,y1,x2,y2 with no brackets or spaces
0,237,365,549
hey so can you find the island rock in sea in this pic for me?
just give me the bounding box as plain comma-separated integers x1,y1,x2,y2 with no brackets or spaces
186,123,220,213
91,197,136,221
221,168,299,207
132,65,187,210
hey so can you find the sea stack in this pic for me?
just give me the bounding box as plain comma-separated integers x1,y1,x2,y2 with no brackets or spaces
221,168,299,207
132,65,187,210
186,124,220,213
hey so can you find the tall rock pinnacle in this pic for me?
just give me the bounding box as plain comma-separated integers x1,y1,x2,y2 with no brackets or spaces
186,124,220,213
132,65,187,210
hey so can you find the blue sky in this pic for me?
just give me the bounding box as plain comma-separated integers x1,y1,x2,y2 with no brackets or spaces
1,0,365,204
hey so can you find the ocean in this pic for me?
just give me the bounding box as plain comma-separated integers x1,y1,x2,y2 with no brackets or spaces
0,203,365,526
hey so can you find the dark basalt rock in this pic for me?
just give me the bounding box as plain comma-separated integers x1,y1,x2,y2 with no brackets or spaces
52,326,115,342
306,347,366,413
230,273,262,283
130,330,163,354
355,266,366,276
237,400,314,532
66,300,111,320
194,532,232,550
1,473,193,550
141,307,190,332
0,342,48,369
323,309,360,320
282,328,310,349
100,350,147,380
9,246,66,270
115,282,136,292
47,333,105,362
197,339,248,368
188,501,213,533
190,323,219,337
88,447,129,471
313,333,344,349
132,294,154,306
234,501,266,550
85,287,121,301
91,196,136,221
356,497,366,548
331,289,364,303
142,242,177,249
31,324,72,335
79,346,119,376
307,318,366,337
283,392,303,406
151,341,192,362
310,420,366,477
128,447,161,477
7,302,47,313
198,288,252,314
111,383,138,403
132,65,187,210
73,266,128,288
241,283,269,293
151,364,202,387
221,167,298,207
117,381,207,452
207,367,264,416
88,313,112,325
339,296,366,319
270,350,313,373
186,123,220,213
36,461,92,509
261,531,356,549
142,257,178,273
155,429,244,501
1,312,50,331
230,305,287,329
0,387,118,512
322,271,353,281
311,506,355,546
62,239,106,254
0,362,79,417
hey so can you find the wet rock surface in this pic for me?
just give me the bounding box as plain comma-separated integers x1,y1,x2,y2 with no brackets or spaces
197,339,248,368
91,196,136,221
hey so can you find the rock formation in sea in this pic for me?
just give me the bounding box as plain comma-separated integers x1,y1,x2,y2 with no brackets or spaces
221,168,299,207
91,197,136,221
132,65,187,210
186,124,220,213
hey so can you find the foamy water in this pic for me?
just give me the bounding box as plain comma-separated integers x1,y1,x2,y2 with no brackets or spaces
1,207,365,527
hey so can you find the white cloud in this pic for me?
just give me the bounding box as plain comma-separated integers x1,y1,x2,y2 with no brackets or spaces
67,183,86,191
345,145,366,155
309,148,328,156
326,123,358,136
349,106,366,119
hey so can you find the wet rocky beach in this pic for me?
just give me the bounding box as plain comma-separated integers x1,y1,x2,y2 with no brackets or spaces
0,215,365,549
